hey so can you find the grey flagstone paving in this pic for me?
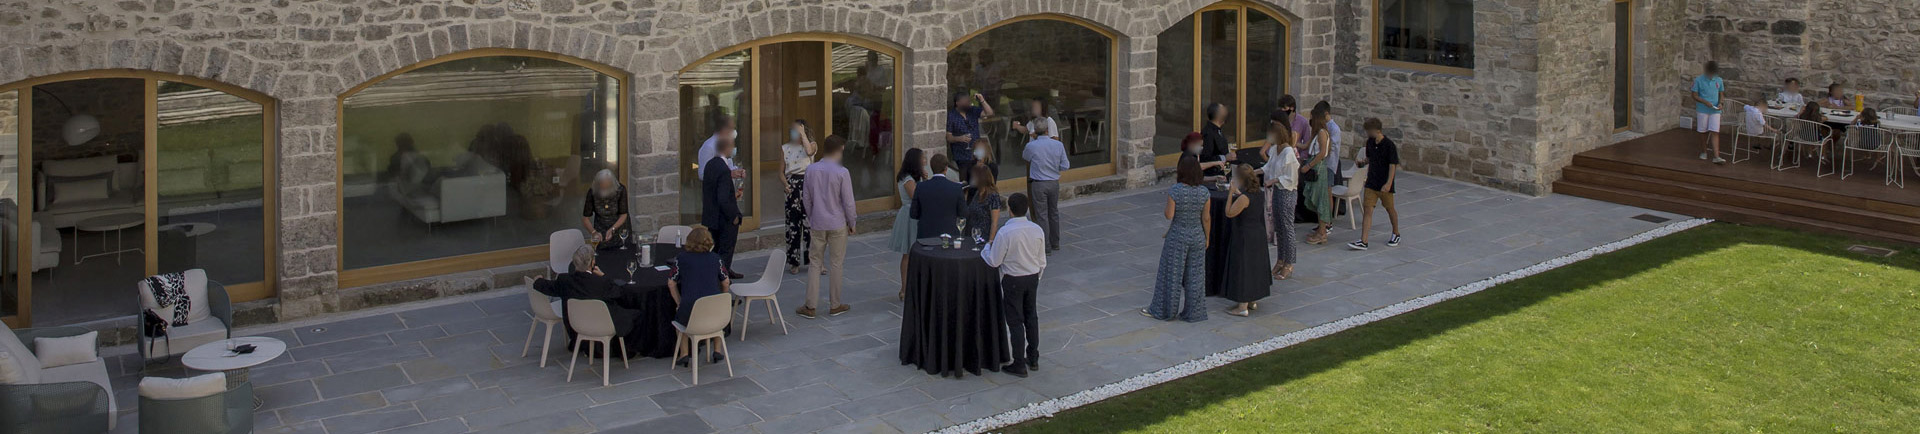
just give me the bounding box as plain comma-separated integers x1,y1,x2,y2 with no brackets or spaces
104,173,1687,433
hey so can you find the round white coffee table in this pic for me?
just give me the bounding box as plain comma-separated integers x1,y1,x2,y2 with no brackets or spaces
182,336,287,409
74,212,144,265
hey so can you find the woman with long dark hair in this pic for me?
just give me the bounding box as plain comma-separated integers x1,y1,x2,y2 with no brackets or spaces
889,148,929,297
1300,108,1335,244
962,164,1003,242
1143,150,1212,323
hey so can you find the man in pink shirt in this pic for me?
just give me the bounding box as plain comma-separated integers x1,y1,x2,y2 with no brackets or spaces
797,137,858,318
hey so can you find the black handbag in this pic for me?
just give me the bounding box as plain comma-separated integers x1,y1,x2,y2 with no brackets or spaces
1300,166,1320,183
142,309,171,363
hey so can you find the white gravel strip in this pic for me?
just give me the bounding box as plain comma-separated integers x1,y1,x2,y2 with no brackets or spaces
938,217,1714,434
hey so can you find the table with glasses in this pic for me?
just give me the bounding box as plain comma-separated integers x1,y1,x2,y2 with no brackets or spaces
556,243,684,358
1763,106,1920,132
898,239,1010,378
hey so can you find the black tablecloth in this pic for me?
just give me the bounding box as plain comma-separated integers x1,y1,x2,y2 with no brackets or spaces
559,243,684,358
898,240,1009,378
1204,189,1234,296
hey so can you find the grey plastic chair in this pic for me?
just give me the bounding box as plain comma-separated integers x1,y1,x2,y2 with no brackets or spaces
565,299,627,387
521,277,564,367
671,293,735,385
138,381,253,434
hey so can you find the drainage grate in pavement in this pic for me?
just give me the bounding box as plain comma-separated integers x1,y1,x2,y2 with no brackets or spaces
1631,214,1672,223
1846,245,1898,258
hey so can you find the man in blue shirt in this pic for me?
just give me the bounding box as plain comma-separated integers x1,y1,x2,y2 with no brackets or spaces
1692,61,1727,164
1023,132,1071,252
946,91,995,183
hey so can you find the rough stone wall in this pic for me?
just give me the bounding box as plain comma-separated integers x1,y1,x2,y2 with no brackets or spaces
1687,0,1918,110
1334,0,1549,195
0,0,1337,322
1635,0,1691,133
1532,0,1617,189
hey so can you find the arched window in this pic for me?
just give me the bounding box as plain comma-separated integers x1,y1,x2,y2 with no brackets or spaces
338,49,626,287
0,73,276,326
1154,2,1292,164
678,35,905,230
948,15,1118,187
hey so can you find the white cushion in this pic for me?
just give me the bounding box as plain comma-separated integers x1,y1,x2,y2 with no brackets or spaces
33,332,97,368
137,373,227,400
0,352,26,384
149,320,228,357
0,322,41,384
50,178,111,205
39,358,116,418
42,156,118,177
137,269,212,324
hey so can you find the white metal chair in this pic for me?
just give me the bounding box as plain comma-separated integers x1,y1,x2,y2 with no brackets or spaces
520,277,564,367
1894,132,1920,188
564,299,628,387
548,229,584,277
1329,167,1369,230
656,225,694,246
1841,125,1898,185
1780,118,1834,175
732,249,790,341
1882,107,1918,117
1728,102,1776,165
671,293,734,385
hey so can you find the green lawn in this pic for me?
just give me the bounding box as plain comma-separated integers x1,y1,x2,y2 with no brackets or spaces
1010,224,1920,433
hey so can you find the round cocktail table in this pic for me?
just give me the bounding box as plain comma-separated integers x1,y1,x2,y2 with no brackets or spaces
182,336,287,409
74,212,144,265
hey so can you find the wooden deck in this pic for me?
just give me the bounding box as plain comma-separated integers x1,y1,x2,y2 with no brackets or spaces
1555,129,1920,245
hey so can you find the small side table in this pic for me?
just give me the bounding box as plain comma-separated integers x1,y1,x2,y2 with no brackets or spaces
74,213,144,265
182,336,287,409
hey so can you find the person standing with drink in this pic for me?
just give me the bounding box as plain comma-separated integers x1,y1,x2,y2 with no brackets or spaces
780,120,818,275
1261,120,1300,280
982,193,1046,377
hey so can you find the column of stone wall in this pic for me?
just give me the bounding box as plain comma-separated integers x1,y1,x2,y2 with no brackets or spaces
1533,0,1620,190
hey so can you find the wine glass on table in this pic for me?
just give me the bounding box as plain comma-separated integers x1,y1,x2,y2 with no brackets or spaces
955,218,968,248
627,259,639,280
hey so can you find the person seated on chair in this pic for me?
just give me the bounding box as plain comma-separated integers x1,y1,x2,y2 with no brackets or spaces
668,225,731,367
532,245,642,356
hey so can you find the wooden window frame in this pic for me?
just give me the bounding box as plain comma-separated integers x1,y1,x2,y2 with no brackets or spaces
947,14,1122,191
335,48,630,289
1156,2,1295,167
0,71,278,327
1370,0,1477,76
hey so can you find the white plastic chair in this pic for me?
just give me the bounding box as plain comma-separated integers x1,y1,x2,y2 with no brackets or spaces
1841,125,1898,185
1780,118,1834,175
520,277,564,367
1330,168,1369,230
732,249,790,341
656,225,694,246
565,299,628,387
671,293,734,385
1894,132,1920,189
548,229,585,276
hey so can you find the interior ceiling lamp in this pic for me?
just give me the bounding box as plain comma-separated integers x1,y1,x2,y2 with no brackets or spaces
33,87,100,146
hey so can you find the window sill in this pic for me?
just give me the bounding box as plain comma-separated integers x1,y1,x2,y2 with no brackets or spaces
1365,59,1475,78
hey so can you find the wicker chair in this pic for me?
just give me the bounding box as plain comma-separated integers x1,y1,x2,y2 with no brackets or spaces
138,378,253,434
136,270,235,365
0,325,114,434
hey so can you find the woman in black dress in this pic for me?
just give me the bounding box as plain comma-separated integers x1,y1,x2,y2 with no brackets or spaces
961,164,1003,243
582,169,630,245
1219,165,1272,316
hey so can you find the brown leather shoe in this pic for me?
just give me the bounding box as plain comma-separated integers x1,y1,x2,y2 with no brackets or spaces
829,304,851,316
795,306,817,319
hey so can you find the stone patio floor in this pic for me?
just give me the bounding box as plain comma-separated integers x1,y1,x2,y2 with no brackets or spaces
102,173,1691,434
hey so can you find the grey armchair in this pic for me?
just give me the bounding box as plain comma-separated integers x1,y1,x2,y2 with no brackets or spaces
0,325,115,434
138,381,253,434
136,269,235,364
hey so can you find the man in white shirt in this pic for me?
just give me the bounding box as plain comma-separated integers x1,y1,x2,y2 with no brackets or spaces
981,193,1046,378
697,114,744,181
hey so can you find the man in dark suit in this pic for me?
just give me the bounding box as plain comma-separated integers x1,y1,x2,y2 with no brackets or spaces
910,153,967,238
700,131,745,279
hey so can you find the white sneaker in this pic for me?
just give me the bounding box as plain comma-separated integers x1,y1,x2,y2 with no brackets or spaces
1712,157,1727,164
1699,152,1709,160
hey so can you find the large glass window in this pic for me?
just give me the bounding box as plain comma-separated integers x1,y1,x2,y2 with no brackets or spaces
3,75,273,326
949,18,1115,181
1154,4,1291,161
341,55,621,271
1377,0,1476,70
679,39,903,229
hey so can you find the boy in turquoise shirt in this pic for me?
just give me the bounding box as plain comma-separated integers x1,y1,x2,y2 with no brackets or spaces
1692,61,1726,164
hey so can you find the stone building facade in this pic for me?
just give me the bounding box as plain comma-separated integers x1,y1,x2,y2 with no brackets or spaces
1,0,1909,328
